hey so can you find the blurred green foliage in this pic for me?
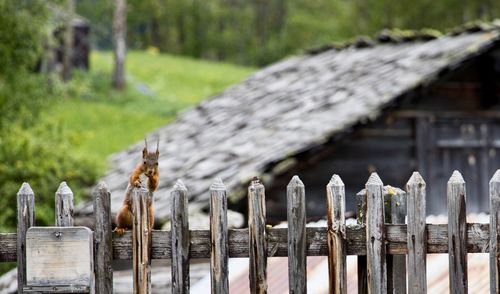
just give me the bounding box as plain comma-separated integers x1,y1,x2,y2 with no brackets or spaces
0,0,100,232
77,0,500,66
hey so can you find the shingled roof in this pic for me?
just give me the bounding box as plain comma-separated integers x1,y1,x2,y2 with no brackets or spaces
77,22,500,221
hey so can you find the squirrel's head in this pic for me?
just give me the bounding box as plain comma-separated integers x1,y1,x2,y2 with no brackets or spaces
142,138,159,176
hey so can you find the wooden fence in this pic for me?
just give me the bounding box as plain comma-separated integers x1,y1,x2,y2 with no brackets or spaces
1,169,499,293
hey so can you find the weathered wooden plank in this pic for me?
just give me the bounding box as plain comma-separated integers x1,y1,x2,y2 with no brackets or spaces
365,173,387,294
93,181,113,294
26,227,93,288
0,233,16,262
384,186,407,294
287,176,307,294
55,182,74,227
131,188,152,294
356,189,367,294
2,223,494,263
447,170,468,294
490,170,500,294
171,179,190,294
248,177,267,294
17,182,35,294
23,285,90,293
406,172,427,294
326,175,346,294
210,178,229,294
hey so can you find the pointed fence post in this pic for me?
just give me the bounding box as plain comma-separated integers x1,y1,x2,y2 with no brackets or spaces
132,187,153,294
248,177,267,294
365,173,387,294
447,170,467,294
171,179,190,294
384,186,406,294
490,170,500,294
406,172,427,294
210,178,229,294
55,182,74,227
93,181,113,294
326,175,346,294
356,189,368,294
287,176,306,294
17,183,35,294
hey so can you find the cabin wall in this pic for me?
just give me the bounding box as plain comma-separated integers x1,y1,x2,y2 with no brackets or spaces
265,47,500,221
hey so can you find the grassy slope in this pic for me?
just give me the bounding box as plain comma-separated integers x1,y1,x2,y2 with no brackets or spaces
41,51,254,165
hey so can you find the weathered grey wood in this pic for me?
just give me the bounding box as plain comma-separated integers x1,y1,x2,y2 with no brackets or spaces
248,177,267,294
93,181,113,294
171,179,190,294
26,227,93,289
365,173,387,294
131,188,152,294
210,178,229,294
326,175,346,294
447,170,468,294
490,170,500,294
406,172,427,294
55,182,74,227
1,223,496,263
24,285,90,293
287,176,306,294
356,189,368,294
384,186,407,294
0,233,17,262
17,182,35,294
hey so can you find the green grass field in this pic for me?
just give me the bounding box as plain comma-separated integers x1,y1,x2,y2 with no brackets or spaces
40,51,255,166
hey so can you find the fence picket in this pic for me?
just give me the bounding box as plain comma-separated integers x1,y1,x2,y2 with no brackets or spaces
287,176,307,294
93,181,113,294
210,178,229,294
447,170,468,294
384,186,407,294
55,182,74,227
248,177,267,294
406,172,427,294
365,173,387,294
356,189,368,294
17,183,35,294
132,188,152,294
490,170,500,294
326,174,346,294
171,179,190,294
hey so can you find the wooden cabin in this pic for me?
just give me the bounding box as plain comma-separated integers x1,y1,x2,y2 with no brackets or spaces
76,22,500,224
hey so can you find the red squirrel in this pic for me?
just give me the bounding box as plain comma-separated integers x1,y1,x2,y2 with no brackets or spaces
114,138,159,235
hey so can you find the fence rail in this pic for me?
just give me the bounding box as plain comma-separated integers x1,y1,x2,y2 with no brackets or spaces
0,169,499,294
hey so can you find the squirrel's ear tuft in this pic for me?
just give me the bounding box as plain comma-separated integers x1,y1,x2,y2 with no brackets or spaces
143,138,149,157
156,138,160,156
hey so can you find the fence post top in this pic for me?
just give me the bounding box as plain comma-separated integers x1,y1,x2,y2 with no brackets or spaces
249,177,264,190
366,172,383,186
56,181,73,195
448,170,465,184
210,178,226,190
173,179,187,192
491,170,500,184
93,181,109,193
407,171,426,187
287,175,304,187
17,182,34,196
328,174,344,186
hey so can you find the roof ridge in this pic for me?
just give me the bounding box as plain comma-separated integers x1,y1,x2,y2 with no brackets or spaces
305,19,500,55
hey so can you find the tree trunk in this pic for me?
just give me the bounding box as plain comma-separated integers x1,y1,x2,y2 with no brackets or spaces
62,0,74,82
113,0,127,90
